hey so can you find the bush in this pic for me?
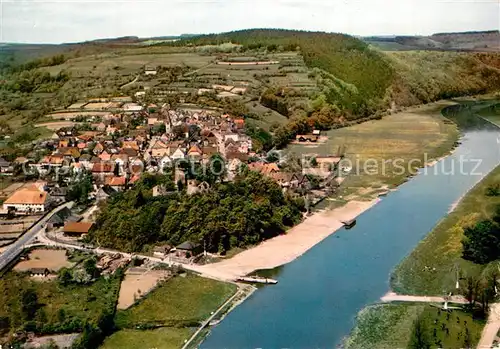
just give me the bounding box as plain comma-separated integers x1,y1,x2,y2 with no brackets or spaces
462,220,500,264
486,184,500,197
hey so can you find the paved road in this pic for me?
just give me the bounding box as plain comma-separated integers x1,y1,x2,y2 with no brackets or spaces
0,202,74,273
37,230,217,279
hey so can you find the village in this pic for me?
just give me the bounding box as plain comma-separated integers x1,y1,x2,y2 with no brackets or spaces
0,75,344,249
0,46,355,348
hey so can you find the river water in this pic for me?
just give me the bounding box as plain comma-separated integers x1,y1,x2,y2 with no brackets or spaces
201,101,500,349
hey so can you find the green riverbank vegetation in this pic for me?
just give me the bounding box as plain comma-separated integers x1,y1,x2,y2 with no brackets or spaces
345,303,485,349
392,156,500,296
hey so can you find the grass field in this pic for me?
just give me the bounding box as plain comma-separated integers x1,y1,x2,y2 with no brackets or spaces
0,271,120,334
345,303,484,349
392,164,500,295
115,273,237,328
42,52,213,76
287,101,460,200
100,328,193,349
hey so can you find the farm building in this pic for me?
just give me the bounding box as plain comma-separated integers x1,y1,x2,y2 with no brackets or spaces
29,268,50,277
123,103,144,112
144,65,157,75
0,157,12,174
153,244,173,258
63,222,93,236
2,185,49,214
174,241,202,259
295,135,319,142
46,207,77,228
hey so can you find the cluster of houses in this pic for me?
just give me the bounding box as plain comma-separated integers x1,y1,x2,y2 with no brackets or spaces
1,106,252,215
2,102,342,217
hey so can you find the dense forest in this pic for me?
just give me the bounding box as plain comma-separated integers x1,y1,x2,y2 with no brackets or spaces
89,171,304,253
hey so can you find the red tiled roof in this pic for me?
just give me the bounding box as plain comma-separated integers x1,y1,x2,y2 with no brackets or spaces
4,187,47,205
105,176,126,186
92,162,114,173
64,222,93,234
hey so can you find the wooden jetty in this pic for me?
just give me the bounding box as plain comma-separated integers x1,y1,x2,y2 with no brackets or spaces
236,276,278,284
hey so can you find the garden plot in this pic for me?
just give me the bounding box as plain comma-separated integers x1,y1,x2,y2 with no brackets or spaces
117,268,171,310
14,249,74,272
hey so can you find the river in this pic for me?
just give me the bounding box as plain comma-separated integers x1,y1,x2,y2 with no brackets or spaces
201,100,500,349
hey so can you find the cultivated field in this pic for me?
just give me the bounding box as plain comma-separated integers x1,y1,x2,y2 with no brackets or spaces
41,52,213,76
117,269,171,310
35,121,76,130
14,249,74,272
48,111,111,119
115,273,237,327
101,328,193,349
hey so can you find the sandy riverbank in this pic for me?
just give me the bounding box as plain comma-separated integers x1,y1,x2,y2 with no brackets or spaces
196,199,379,280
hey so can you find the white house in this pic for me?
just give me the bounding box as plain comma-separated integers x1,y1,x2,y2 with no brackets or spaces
2,186,49,214
159,155,172,170
227,158,243,180
145,66,157,75
171,148,185,161
123,103,144,112
224,133,239,142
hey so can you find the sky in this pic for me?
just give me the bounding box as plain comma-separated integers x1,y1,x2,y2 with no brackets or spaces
0,0,499,44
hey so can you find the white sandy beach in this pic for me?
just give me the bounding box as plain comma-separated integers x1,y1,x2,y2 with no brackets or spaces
196,199,379,280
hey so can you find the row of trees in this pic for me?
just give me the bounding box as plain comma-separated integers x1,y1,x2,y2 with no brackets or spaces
90,171,305,253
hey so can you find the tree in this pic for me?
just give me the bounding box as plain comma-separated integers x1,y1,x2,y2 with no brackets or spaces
66,171,93,205
21,288,39,320
462,220,500,264
58,267,73,286
266,151,280,163
83,258,99,279
408,315,431,349
89,170,304,252
486,184,500,197
463,275,480,308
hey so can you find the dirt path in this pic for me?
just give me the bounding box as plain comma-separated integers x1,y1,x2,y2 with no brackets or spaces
478,303,500,349
380,292,468,304
120,74,139,89
183,62,213,77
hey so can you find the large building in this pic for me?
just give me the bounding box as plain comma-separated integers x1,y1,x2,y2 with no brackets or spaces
2,185,49,214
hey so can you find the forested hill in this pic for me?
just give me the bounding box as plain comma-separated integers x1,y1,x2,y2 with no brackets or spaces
181,29,500,143
181,29,395,118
